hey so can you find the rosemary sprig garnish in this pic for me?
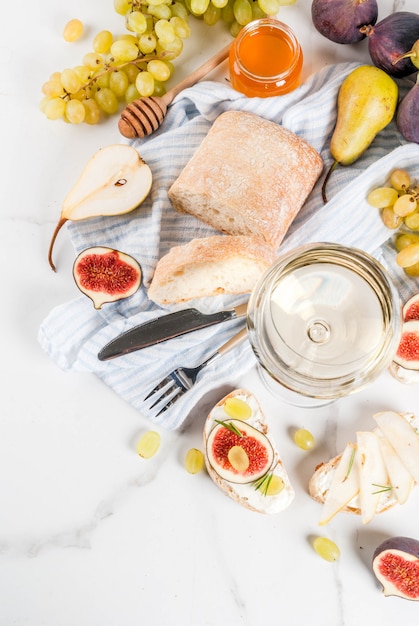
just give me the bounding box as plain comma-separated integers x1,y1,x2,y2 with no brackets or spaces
214,419,244,438
253,472,273,496
343,447,356,482
371,483,393,495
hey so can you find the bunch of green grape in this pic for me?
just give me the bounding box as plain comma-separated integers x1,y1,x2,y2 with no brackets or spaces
40,0,295,125
367,168,419,231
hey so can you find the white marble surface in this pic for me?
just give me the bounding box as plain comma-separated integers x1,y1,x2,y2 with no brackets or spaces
2,1,419,624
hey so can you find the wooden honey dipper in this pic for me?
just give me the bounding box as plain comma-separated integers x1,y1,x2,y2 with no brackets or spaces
118,42,231,139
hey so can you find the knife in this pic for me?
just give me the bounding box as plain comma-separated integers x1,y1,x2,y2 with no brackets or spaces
98,302,248,361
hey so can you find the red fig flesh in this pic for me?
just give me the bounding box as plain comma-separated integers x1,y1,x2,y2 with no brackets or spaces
397,82,419,144
372,536,419,600
361,12,419,77
206,420,274,484
311,0,378,45
403,294,419,322
73,246,142,309
393,321,419,370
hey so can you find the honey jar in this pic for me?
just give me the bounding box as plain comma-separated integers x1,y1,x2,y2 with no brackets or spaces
229,18,303,97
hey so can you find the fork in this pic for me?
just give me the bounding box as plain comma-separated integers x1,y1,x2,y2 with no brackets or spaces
143,326,248,417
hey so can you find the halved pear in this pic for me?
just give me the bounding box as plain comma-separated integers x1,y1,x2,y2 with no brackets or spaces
377,433,414,505
48,144,152,271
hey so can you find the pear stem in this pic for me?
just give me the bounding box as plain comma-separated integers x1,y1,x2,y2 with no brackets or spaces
48,217,67,272
321,160,338,204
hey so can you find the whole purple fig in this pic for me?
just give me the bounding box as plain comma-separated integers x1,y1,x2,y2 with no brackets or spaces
311,0,378,44
361,12,419,77
397,80,419,144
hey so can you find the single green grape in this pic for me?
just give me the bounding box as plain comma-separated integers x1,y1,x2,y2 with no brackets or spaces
233,0,253,25
294,428,315,451
127,11,148,34
109,70,129,98
61,68,82,94
393,193,417,217
223,397,252,420
83,98,101,124
63,18,84,43
136,431,161,459
185,448,205,474
147,59,171,82
366,186,398,209
93,30,113,54
65,98,86,124
94,87,119,114
313,536,341,562
110,39,139,62
404,211,419,231
154,19,176,44
135,70,155,97
389,168,411,191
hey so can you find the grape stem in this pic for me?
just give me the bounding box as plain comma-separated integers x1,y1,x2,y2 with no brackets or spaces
321,160,338,204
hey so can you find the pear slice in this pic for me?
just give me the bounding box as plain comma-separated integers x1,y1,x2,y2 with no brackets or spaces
356,430,389,525
377,432,414,505
318,442,360,526
373,411,419,484
48,144,152,271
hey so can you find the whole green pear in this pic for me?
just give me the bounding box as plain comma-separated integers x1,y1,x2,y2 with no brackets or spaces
322,65,398,203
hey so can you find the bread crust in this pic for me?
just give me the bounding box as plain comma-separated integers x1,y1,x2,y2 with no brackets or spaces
203,389,294,514
147,234,277,305
168,111,323,249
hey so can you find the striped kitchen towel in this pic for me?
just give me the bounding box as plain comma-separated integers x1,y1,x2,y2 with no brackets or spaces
38,61,419,430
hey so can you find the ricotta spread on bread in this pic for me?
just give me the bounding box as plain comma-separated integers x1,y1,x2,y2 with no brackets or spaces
203,389,294,514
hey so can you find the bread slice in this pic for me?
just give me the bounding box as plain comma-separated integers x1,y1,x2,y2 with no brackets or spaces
147,234,277,305
168,111,323,249
309,412,418,524
203,389,294,514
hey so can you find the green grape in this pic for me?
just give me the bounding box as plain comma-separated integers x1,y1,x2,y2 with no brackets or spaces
313,536,341,562
42,79,65,98
190,0,210,14
95,87,119,113
136,431,161,459
83,52,104,70
138,33,158,54
154,19,176,43
395,232,419,252
148,4,173,19
396,243,419,268
233,0,253,25
147,0,171,5
124,63,140,82
404,211,419,231
44,97,66,120
251,0,265,19
135,70,155,96
114,0,130,15
127,11,148,34
152,80,167,96
125,82,141,103
156,36,183,59
109,70,129,97
223,397,252,420
93,30,113,53
257,0,280,14
294,428,315,451
221,1,235,23
211,0,229,8
63,18,84,43
366,186,398,209
170,16,191,38
83,98,101,124
171,1,190,18
393,193,417,217
184,448,205,474
74,65,91,83
381,207,402,229
65,98,86,124
147,59,171,81
61,68,82,94
390,168,411,192
95,72,110,88
110,39,139,62
230,19,242,36
204,4,221,24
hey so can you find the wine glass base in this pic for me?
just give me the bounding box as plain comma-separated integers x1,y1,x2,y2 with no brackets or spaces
257,366,336,408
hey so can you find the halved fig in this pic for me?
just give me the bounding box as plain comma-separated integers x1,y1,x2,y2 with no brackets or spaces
48,144,152,271
393,321,419,370
403,294,419,322
206,419,274,484
73,246,142,309
372,536,419,600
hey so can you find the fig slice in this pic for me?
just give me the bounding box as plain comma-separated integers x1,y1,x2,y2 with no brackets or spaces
73,246,142,309
403,293,419,322
372,536,419,600
206,419,274,484
393,321,419,370
48,144,152,271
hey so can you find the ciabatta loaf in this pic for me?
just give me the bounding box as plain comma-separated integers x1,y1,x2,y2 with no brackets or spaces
309,411,419,525
147,234,277,305
168,111,323,249
203,389,294,514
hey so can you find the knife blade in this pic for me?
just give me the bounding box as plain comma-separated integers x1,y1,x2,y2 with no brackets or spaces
97,301,248,361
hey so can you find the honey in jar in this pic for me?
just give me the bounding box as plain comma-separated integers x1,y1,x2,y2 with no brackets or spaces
229,19,303,97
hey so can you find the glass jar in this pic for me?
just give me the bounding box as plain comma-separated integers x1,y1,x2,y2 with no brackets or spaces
229,18,303,98
247,243,402,407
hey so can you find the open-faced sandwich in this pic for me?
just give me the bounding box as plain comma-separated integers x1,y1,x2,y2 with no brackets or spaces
309,410,419,525
203,389,294,514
